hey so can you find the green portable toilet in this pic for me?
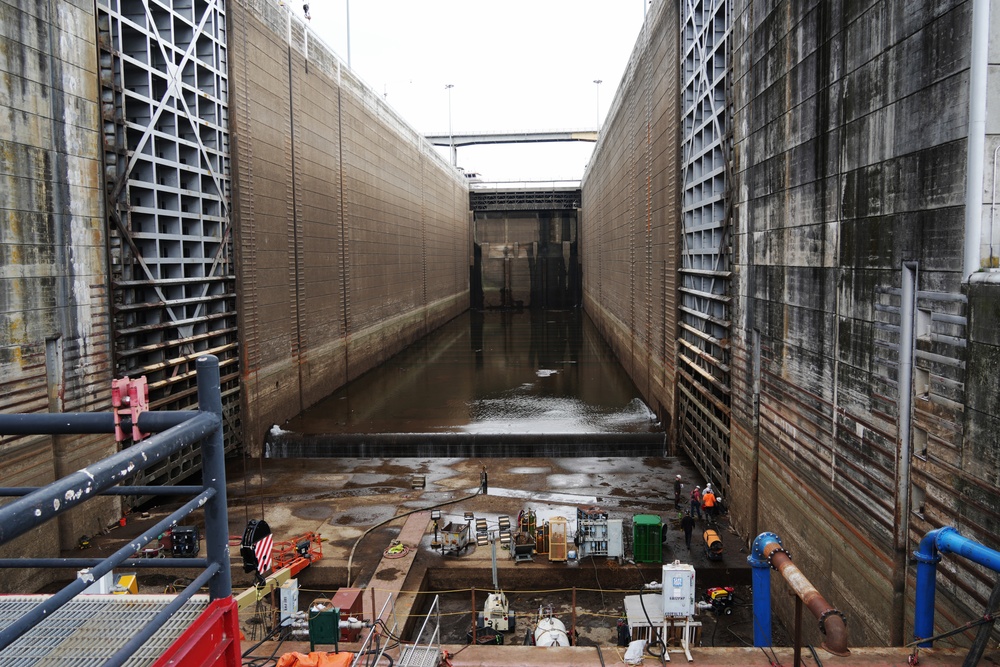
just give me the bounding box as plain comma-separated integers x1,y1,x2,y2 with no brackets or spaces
632,514,662,563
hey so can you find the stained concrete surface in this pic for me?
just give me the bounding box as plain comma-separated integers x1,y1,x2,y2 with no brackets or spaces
65,455,993,665
225,455,764,648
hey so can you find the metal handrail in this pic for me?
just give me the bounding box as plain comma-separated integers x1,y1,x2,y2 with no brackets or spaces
351,593,398,667
398,594,442,667
0,354,232,664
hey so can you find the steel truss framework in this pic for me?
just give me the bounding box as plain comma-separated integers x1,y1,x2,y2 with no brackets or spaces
470,188,582,212
97,0,240,497
678,0,731,491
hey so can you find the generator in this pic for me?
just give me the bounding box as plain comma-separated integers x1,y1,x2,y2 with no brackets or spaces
478,591,515,632
705,586,734,616
703,529,724,561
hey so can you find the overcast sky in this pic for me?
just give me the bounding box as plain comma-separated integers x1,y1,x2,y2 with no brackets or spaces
294,1,649,181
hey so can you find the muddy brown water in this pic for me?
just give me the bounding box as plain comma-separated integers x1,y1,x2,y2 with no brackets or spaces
281,309,665,439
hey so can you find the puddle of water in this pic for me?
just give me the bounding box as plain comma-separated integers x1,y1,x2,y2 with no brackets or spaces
485,486,598,506
330,504,397,527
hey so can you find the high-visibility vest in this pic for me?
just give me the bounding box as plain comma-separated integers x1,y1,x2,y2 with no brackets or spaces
702,492,716,508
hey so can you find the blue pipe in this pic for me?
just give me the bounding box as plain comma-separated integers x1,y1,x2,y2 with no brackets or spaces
913,526,1000,647
748,531,780,647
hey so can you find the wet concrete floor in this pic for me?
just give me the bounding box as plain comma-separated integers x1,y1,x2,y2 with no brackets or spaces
223,456,756,641
226,456,977,665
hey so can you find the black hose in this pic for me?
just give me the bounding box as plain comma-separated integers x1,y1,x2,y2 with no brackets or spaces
241,622,283,658
629,561,667,661
808,644,824,666
962,578,1000,667
347,489,482,586
357,649,394,667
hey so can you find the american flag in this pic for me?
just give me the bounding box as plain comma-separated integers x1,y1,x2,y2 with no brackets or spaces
255,534,273,574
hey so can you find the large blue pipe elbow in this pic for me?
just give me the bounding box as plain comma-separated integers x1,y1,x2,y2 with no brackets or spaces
748,532,780,647
913,526,1000,647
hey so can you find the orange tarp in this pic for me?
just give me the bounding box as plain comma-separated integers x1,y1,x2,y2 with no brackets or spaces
275,652,354,667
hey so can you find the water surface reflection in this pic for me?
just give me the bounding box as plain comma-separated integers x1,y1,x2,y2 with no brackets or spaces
283,310,661,435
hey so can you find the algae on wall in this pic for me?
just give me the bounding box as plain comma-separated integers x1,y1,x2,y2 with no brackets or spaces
0,0,119,590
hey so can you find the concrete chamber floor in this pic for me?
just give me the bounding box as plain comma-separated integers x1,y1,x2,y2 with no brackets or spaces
218,455,763,645
70,454,985,665
224,456,978,666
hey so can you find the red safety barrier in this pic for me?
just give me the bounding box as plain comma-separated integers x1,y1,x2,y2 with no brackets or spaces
150,597,242,667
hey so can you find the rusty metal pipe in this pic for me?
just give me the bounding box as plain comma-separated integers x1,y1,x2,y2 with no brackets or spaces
762,542,850,656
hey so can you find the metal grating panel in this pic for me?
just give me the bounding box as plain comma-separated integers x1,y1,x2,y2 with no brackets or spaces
0,595,209,667
397,646,441,667
470,187,582,212
678,0,732,490
97,0,240,500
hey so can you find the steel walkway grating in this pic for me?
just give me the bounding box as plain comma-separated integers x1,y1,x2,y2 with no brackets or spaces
397,645,441,667
0,594,209,666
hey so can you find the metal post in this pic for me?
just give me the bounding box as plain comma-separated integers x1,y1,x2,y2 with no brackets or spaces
593,79,602,129
793,595,802,667
445,84,455,166
197,354,232,600
572,587,577,642
471,587,477,643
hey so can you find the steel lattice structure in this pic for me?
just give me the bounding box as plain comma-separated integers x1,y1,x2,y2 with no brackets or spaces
678,0,732,491
97,0,240,497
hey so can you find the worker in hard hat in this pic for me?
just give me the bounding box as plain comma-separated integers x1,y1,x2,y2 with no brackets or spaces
702,486,718,526
689,486,702,520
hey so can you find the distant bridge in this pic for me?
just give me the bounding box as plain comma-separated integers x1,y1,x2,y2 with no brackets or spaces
424,130,599,147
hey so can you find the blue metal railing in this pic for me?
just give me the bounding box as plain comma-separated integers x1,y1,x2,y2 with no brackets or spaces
0,354,232,665
913,526,1000,647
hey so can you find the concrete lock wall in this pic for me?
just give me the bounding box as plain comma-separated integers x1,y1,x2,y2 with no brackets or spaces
0,0,121,588
581,0,681,431
584,0,1000,648
728,0,1000,647
228,1,471,454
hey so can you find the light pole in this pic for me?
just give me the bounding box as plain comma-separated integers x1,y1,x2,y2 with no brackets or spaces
593,79,602,130
445,84,456,166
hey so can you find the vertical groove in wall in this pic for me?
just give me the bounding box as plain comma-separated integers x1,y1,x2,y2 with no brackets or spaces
645,10,654,396
287,22,305,407
338,62,351,350
233,0,260,421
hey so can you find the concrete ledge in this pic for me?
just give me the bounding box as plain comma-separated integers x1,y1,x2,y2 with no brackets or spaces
265,432,667,458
